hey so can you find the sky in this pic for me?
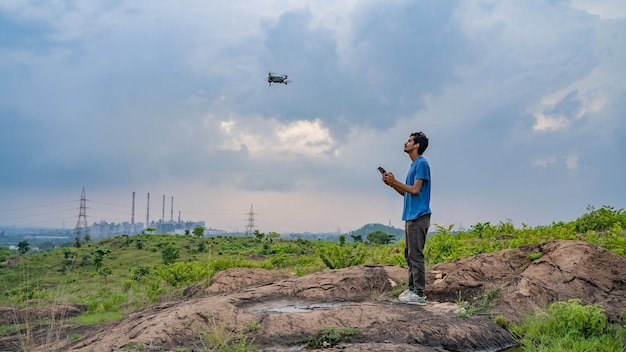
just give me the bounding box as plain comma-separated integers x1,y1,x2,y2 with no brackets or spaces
1,0,625,234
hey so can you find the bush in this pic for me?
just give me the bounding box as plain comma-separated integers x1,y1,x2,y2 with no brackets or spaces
154,262,212,288
547,299,607,338
424,225,463,264
574,205,626,233
162,245,180,265
511,299,626,351
131,265,152,282
303,327,359,349
317,243,366,269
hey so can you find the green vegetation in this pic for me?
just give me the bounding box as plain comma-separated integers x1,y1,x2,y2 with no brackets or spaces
425,205,626,264
317,243,366,269
17,240,30,255
456,287,502,317
511,299,626,351
302,327,359,348
0,205,624,350
197,310,257,352
526,251,543,261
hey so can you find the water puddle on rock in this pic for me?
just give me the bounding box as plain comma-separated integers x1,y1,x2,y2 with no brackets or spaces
242,298,349,314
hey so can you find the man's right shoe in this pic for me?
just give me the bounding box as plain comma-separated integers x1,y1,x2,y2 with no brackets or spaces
398,289,410,299
399,290,427,306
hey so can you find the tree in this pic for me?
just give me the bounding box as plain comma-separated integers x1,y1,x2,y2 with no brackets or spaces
367,231,396,245
162,245,180,265
268,232,281,241
350,234,363,243
254,230,265,241
17,240,30,255
192,226,205,238
92,247,112,282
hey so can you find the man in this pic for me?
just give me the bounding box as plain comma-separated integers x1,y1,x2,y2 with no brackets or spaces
381,131,431,305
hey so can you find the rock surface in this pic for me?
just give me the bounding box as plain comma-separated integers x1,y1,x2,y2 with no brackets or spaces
427,240,626,323
3,240,625,351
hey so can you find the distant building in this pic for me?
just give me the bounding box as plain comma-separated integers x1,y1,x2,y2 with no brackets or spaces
91,221,145,238
89,219,208,237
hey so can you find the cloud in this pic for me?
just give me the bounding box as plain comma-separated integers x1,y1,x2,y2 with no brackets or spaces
1,1,625,232
570,0,626,20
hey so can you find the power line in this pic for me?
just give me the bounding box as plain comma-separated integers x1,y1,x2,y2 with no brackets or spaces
0,200,77,213
0,207,77,222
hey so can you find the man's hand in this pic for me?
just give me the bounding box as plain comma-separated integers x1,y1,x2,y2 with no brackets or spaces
382,172,395,186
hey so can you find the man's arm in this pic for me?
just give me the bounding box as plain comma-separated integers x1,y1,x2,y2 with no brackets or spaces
382,173,423,196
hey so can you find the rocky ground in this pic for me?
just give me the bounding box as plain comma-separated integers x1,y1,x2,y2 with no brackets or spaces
1,240,625,351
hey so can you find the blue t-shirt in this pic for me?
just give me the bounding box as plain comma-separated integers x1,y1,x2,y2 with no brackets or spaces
402,156,431,221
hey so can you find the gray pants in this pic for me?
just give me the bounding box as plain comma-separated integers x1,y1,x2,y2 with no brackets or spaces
405,214,430,295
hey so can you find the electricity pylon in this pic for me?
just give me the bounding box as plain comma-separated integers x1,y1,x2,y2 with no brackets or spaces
73,186,89,247
245,204,256,236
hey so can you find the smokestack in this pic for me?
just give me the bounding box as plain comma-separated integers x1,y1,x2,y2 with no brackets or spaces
162,195,165,223
146,193,150,226
170,196,174,222
131,192,135,225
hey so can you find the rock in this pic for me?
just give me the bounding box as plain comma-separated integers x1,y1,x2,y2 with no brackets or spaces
428,240,626,323
67,265,515,351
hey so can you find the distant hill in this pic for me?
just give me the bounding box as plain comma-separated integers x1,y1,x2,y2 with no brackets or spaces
346,223,404,240
280,223,404,242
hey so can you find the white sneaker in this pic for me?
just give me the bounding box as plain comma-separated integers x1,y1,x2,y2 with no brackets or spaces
398,289,410,299
399,290,426,305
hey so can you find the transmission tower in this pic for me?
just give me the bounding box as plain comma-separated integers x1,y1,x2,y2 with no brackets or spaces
73,186,89,247
245,204,256,236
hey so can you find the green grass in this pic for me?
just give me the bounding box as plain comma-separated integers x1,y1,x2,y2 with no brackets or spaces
302,327,360,349
510,299,626,351
456,287,502,317
0,235,324,310
71,311,125,325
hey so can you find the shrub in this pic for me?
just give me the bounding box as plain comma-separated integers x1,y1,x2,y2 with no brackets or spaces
162,245,180,265
574,205,626,233
317,243,366,269
303,327,359,349
511,299,625,351
131,265,153,282
424,225,463,264
547,299,607,338
154,262,212,288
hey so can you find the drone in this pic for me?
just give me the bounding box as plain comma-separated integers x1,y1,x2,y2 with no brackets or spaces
268,72,290,86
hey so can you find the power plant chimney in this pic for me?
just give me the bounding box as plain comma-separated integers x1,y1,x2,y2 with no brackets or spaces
170,196,174,222
146,193,150,226
131,192,135,225
162,195,165,223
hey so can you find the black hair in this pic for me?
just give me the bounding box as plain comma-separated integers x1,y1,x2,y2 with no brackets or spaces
411,131,429,155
